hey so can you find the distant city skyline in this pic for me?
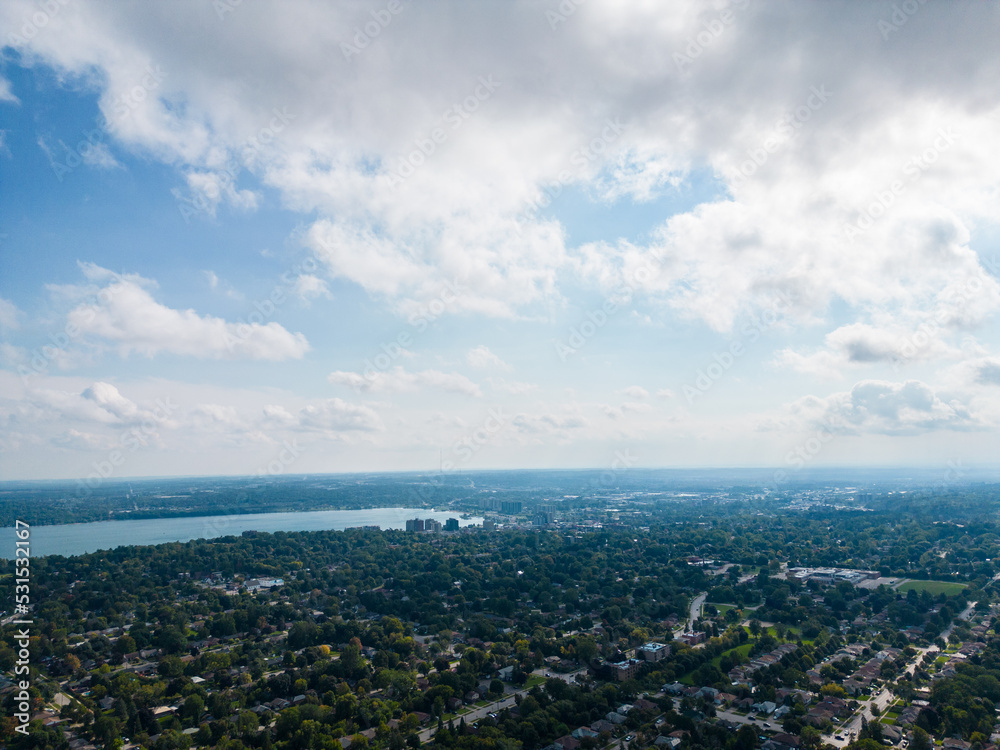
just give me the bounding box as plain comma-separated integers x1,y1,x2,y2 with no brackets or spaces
2,1,1000,481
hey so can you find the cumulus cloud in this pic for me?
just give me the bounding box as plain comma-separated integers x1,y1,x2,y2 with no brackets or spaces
179,169,259,216
289,274,332,302
488,377,537,395
37,135,122,171
466,345,510,370
602,401,653,419
328,366,482,397
622,385,649,399
298,398,383,433
5,0,1000,336
976,359,1000,386
785,380,983,436
4,1,1000,472
0,75,18,104
0,297,22,330
258,398,384,435
64,264,309,360
512,410,589,436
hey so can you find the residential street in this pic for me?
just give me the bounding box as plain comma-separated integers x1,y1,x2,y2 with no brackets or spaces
821,603,976,748
415,668,588,742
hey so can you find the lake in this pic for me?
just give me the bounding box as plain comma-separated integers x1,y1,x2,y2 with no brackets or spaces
0,508,483,559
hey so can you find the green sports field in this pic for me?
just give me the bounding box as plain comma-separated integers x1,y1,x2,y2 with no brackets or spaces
896,580,967,595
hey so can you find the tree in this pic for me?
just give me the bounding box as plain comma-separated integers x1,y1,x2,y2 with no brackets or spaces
909,727,931,750
181,694,204,723
800,726,822,750
859,717,883,744
749,620,763,640
735,724,758,750
575,636,598,664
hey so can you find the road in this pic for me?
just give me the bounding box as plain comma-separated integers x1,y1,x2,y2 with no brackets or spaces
824,687,896,747
415,668,588,742
822,602,977,749
715,708,764,728
688,592,708,630
940,601,976,641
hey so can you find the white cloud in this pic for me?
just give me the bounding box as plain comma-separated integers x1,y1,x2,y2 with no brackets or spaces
511,408,589,439
622,385,649,399
179,169,259,216
784,380,984,436
37,135,122,172
466,345,510,370
0,297,22,330
289,274,332,302
975,359,1000,386
602,401,653,419
80,141,121,169
328,366,482,397
488,377,537,395
4,1,1000,474
0,75,18,104
64,264,309,360
8,0,1000,337
298,398,383,433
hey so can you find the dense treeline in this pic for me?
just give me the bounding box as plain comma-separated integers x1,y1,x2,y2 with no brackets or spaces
2,484,999,750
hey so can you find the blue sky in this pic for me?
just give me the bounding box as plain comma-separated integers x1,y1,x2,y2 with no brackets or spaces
1,1,1000,483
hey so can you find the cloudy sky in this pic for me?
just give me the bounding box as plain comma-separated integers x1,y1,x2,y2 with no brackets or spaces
1,0,1000,482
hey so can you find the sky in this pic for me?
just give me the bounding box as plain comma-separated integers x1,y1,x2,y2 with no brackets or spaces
1,0,1000,484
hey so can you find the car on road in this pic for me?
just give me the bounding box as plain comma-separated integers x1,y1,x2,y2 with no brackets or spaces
763,723,771,728
835,736,844,741
625,736,633,742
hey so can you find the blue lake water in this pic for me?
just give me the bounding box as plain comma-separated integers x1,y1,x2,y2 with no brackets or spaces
0,508,482,558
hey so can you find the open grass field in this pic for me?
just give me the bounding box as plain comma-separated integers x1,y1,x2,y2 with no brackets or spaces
897,580,967,596
710,642,753,670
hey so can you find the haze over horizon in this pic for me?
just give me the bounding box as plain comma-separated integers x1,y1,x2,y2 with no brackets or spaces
2,1,1000,482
